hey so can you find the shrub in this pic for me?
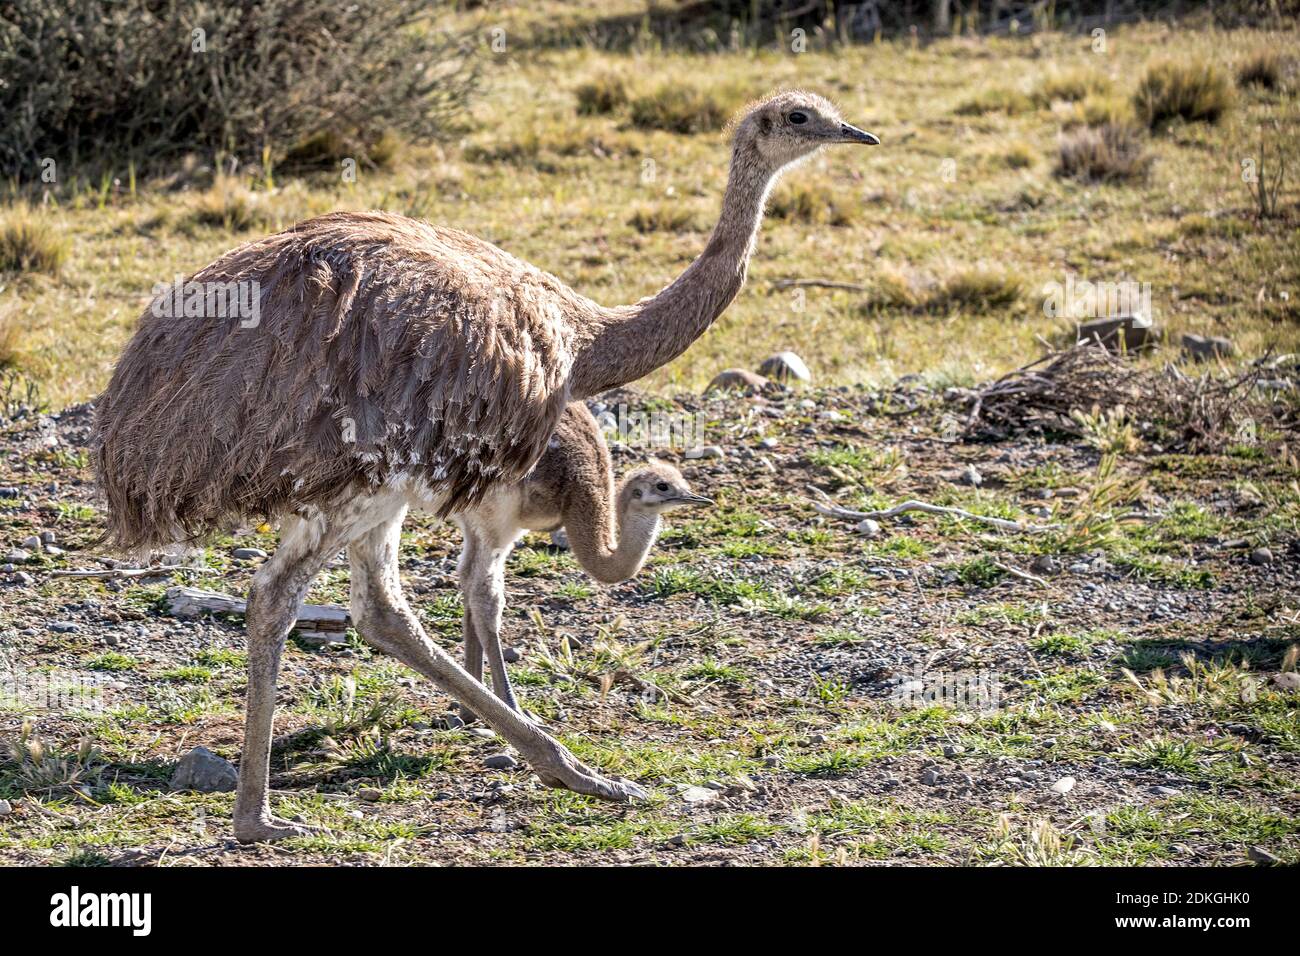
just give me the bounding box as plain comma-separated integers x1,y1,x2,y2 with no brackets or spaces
955,88,1032,116
767,181,858,226
629,85,738,134
575,75,630,115
1034,69,1113,105
1237,50,1288,90
628,204,698,234
1056,122,1152,183
1002,141,1036,169
0,0,476,179
859,264,1022,314
0,204,69,276
1133,61,1233,130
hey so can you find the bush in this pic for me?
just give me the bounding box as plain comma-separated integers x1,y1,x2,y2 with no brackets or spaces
955,88,1032,117
1133,61,1233,130
575,75,630,115
1034,69,1113,105
629,85,739,134
1237,50,1289,90
767,181,857,226
627,204,698,234
1056,122,1152,183
0,204,68,276
0,0,476,180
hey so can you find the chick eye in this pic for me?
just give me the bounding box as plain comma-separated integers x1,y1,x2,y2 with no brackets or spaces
789,111,809,125
656,482,669,492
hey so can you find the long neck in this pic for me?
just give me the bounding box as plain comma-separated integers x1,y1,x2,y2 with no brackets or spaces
568,140,776,398
563,480,662,584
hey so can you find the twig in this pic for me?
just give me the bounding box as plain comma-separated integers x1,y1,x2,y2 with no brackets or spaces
992,562,1050,588
810,493,1059,533
771,278,871,292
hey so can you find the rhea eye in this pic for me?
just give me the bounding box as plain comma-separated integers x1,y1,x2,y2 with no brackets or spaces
789,111,809,125
632,489,643,498
656,482,669,492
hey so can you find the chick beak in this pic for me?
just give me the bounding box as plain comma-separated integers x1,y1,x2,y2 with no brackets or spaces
839,122,880,145
672,492,715,507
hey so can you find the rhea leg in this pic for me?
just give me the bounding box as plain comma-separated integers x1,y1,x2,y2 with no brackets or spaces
471,551,525,716
234,513,342,843
350,507,645,802
456,530,485,721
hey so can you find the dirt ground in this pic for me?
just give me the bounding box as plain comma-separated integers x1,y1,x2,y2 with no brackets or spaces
0,378,1297,866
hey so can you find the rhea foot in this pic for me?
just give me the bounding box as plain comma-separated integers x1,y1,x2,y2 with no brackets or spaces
533,747,649,802
234,814,325,844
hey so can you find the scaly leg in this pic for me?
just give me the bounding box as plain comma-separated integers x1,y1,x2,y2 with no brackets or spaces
234,512,343,844
350,507,646,802
456,530,485,722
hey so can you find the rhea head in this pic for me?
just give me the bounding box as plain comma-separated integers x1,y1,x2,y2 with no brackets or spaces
734,89,879,171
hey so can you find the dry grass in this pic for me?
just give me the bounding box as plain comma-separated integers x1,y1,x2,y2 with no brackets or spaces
0,204,68,276
628,203,698,233
1056,122,1152,183
1034,68,1113,105
1133,60,1233,130
1237,49,1289,90
767,181,858,227
955,87,1032,116
860,264,1024,315
629,84,741,133
575,74,631,115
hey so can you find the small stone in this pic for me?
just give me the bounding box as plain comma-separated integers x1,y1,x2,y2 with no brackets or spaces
469,727,497,740
44,545,64,556
483,753,518,770
169,746,238,793
1029,555,1058,575
758,436,779,450
232,547,268,560
808,733,828,745
757,351,812,384
443,714,466,730
1050,776,1076,795
502,646,522,664
667,834,687,847
683,444,725,460
922,768,942,786
356,787,383,802
1248,547,1273,566
550,528,570,550
48,621,79,633
942,744,965,758
707,368,769,393
964,464,983,487
4,549,29,563
1153,786,1181,797
855,518,881,537
19,535,40,549
1247,845,1281,865
679,785,717,804
1181,333,1235,362
761,755,782,769
0,799,11,816
39,531,56,544
1271,672,1300,692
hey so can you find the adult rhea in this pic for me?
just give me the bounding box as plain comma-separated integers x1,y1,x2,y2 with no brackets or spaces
93,90,878,842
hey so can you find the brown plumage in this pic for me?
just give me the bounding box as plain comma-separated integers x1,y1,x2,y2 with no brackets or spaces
93,91,878,553
89,91,878,841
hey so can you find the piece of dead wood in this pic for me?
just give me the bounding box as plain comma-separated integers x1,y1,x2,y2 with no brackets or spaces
991,561,1050,588
165,585,349,636
771,277,871,292
809,489,1059,533
50,566,216,580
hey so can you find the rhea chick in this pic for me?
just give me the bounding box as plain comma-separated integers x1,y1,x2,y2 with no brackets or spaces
453,403,711,720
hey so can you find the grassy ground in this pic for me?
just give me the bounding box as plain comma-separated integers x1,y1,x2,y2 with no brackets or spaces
2,20,1297,407
0,13,1297,866
0,384,1297,866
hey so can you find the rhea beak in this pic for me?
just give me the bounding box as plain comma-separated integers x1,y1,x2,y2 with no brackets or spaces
839,123,880,145
670,492,715,507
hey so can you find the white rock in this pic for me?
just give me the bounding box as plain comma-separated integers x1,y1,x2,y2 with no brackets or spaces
679,785,718,804
550,528,570,550
1050,776,1076,795
758,351,812,384
855,518,881,537
684,445,725,460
